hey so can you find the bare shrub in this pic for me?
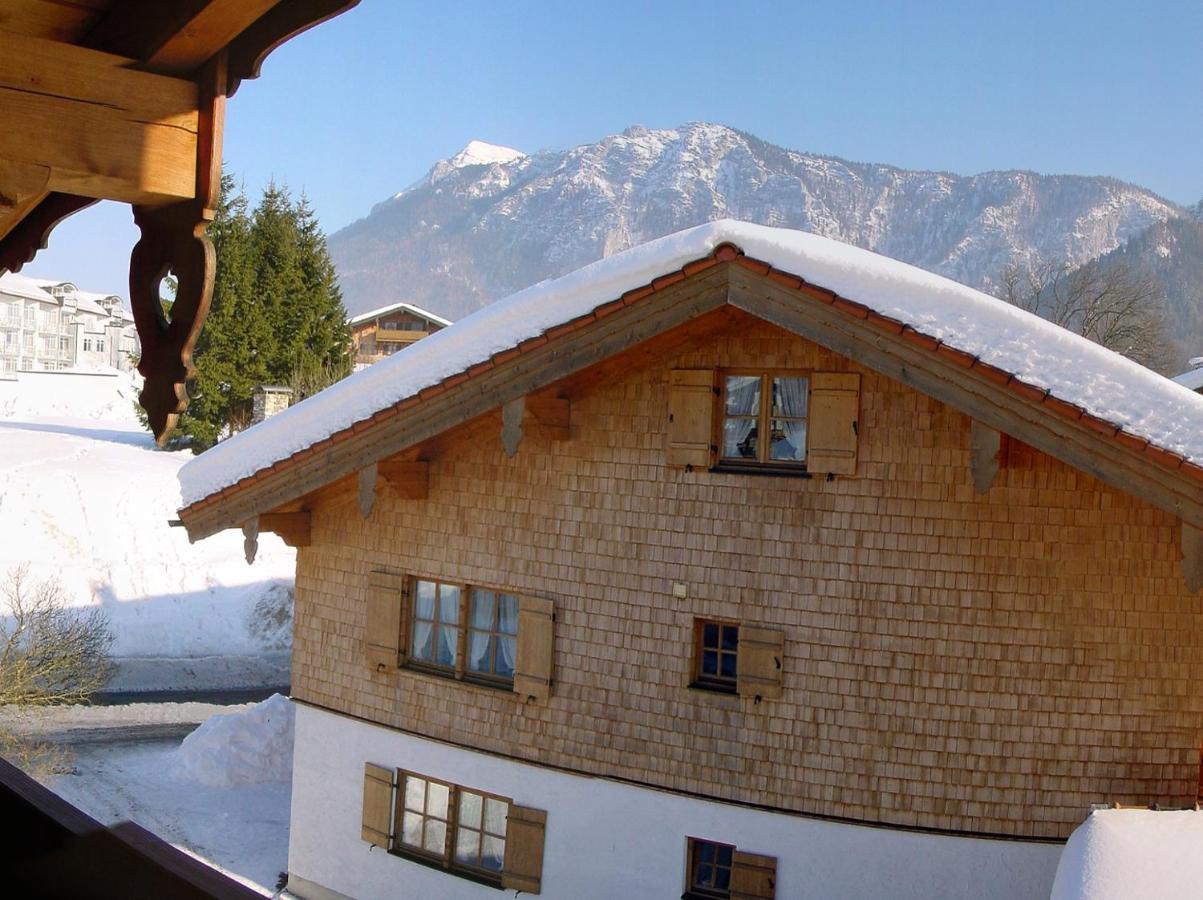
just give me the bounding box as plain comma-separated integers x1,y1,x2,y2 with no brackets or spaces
0,565,115,706
0,566,115,777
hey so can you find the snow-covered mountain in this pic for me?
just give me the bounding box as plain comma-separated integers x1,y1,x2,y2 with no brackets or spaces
329,123,1184,322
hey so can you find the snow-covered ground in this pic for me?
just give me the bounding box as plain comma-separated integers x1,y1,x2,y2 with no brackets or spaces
0,370,295,691
41,697,294,895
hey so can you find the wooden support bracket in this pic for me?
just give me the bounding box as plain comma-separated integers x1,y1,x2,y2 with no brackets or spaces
259,512,312,548
241,519,258,565
357,463,377,519
970,420,1003,494
501,397,525,458
378,460,429,499
1184,522,1203,595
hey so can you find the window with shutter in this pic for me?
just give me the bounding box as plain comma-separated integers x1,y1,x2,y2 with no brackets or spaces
667,369,717,469
685,839,777,900
366,571,407,671
514,596,555,701
735,626,784,701
391,769,516,886
361,763,394,847
716,371,809,471
501,804,547,894
806,372,860,475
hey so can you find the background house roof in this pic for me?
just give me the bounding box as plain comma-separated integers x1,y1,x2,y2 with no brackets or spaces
178,219,1203,507
1173,367,1203,392
348,301,452,328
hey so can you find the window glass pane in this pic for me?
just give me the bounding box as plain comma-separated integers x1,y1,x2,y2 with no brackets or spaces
415,580,436,619
411,621,434,661
695,863,713,887
495,637,516,678
699,842,715,863
458,791,482,829
427,781,450,819
401,811,423,847
723,417,758,459
769,418,807,462
454,827,480,865
721,625,739,650
772,376,808,417
481,835,506,871
720,653,737,678
724,375,760,415
703,622,718,647
483,797,508,836
715,866,731,890
404,777,426,811
438,584,460,623
437,626,458,666
423,818,447,853
702,650,718,676
470,589,495,629
717,844,733,866
497,594,519,634
467,632,493,674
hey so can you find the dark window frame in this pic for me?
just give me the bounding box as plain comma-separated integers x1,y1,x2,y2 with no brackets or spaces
717,369,810,471
405,576,521,690
685,836,736,899
691,618,739,694
392,769,512,888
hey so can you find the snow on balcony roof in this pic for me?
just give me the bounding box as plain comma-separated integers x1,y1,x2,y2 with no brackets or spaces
348,301,452,328
1050,808,1203,900
177,219,1203,507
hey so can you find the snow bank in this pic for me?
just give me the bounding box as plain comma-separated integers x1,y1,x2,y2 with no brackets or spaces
179,220,1203,506
0,369,143,422
0,417,294,660
1050,808,1203,899
176,693,294,788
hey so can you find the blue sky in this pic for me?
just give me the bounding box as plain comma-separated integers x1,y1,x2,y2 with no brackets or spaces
23,0,1203,297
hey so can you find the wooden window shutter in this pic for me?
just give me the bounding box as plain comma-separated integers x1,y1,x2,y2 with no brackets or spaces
667,369,716,469
501,804,547,894
807,372,860,475
736,625,784,701
731,851,777,899
361,763,394,847
514,596,555,701
366,570,407,671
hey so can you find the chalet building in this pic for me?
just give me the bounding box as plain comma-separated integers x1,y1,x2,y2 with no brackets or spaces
0,273,140,377
178,221,1203,900
349,302,451,369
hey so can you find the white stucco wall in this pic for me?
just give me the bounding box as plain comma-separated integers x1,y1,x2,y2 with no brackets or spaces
289,704,1064,900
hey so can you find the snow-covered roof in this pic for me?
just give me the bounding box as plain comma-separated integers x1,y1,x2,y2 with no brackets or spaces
1172,367,1203,392
0,272,58,303
1050,809,1203,900
348,301,451,328
178,219,1203,508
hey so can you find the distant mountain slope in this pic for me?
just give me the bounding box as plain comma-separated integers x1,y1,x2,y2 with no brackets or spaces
1090,213,1203,361
329,123,1183,324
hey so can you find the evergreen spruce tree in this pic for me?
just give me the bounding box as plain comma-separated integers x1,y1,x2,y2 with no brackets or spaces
169,173,351,451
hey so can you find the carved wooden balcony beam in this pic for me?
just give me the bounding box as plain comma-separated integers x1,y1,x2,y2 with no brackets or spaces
0,0,361,444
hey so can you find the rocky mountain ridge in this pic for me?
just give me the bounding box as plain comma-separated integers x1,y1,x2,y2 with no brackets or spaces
329,123,1190,342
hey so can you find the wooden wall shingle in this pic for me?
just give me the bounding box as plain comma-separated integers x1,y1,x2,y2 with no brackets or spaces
290,320,1202,839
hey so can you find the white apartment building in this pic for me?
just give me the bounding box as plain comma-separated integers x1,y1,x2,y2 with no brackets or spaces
0,273,140,378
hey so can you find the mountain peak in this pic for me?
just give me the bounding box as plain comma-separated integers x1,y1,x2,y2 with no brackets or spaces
448,140,525,169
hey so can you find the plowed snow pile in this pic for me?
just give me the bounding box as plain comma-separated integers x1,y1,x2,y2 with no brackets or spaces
177,694,294,787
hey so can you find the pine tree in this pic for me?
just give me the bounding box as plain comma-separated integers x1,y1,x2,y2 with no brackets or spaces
169,173,351,450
